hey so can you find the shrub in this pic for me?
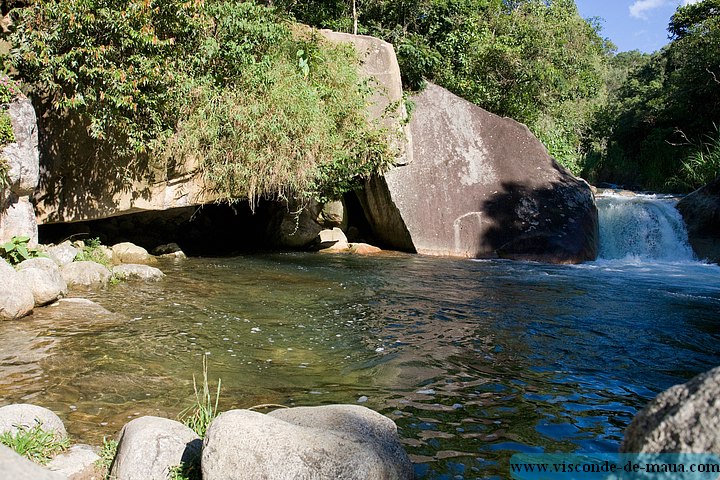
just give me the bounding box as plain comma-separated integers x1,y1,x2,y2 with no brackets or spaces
0,235,44,265
7,1,394,207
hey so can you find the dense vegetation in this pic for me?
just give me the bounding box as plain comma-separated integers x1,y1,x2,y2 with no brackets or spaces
1,0,718,194
584,0,720,191
4,0,394,205
274,0,719,191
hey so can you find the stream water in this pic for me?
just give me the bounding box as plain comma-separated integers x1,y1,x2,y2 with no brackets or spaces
1,193,720,479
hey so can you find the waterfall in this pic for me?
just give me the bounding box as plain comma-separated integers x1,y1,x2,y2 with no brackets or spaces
597,193,695,261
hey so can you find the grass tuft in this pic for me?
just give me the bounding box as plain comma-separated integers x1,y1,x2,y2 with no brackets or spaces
178,354,221,438
0,422,69,465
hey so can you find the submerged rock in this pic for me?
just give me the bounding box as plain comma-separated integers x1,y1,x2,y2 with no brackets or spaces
677,175,720,263
202,405,413,480
0,257,34,320
621,366,720,453
110,416,201,480
357,83,598,264
112,264,165,281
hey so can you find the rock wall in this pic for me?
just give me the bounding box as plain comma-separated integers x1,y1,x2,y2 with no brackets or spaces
0,97,40,245
676,175,720,263
358,83,599,264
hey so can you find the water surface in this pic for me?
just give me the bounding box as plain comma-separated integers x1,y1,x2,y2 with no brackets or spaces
1,251,719,479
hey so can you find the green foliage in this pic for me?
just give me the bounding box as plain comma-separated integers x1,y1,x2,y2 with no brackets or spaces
168,458,201,480
7,1,394,206
667,125,720,191
584,0,720,190
178,354,221,439
0,112,14,146
74,237,111,268
0,423,69,465
0,76,19,151
96,436,119,480
0,235,44,265
8,0,201,157
274,0,612,175
0,156,9,189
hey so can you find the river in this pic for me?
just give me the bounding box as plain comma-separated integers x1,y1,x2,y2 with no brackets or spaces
1,193,719,479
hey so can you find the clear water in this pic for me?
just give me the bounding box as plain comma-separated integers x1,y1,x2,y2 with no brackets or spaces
1,252,719,479
2,194,720,478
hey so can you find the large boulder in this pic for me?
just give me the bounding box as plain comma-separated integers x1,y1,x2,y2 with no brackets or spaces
0,257,34,320
0,444,67,480
60,261,111,288
621,366,720,453
202,405,413,480
0,97,40,246
677,175,720,263
0,404,68,440
357,83,598,264
110,416,201,480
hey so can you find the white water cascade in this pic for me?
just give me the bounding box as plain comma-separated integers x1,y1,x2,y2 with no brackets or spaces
596,193,696,261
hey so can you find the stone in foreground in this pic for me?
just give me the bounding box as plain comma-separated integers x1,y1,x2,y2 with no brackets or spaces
358,83,598,264
202,405,413,480
110,416,201,480
0,444,67,480
16,266,68,306
621,365,720,453
47,444,100,479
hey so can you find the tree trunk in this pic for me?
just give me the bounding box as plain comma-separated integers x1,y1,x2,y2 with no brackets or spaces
352,0,358,35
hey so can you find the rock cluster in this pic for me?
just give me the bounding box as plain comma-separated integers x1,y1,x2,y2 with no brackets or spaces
0,240,165,320
676,174,720,264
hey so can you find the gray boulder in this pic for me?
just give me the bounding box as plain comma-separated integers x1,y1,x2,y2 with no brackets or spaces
622,366,720,453
677,175,720,264
46,444,100,479
0,444,68,480
0,404,68,440
16,266,68,306
0,257,34,320
60,261,111,288
112,264,165,281
112,242,155,265
16,256,61,272
269,199,324,249
357,83,598,264
44,242,79,267
0,97,40,247
2,98,40,197
110,416,201,480
202,405,413,480
0,195,39,247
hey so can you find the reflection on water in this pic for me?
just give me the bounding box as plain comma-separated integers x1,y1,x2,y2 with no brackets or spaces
1,253,720,479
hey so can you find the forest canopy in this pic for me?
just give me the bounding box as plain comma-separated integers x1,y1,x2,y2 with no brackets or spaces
2,0,719,194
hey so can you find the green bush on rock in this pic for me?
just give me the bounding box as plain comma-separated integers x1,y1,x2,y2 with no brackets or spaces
6,1,394,206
